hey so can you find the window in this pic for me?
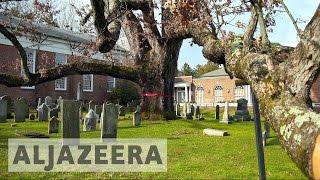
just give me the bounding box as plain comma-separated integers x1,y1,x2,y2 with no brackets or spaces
177,90,185,103
196,87,204,105
55,53,67,90
107,76,116,92
21,49,36,89
235,85,245,100
214,85,224,103
83,74,93,92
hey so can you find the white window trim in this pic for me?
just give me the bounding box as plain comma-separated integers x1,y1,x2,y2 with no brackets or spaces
83,74,94,92
21,49,36,90
107,77,116,92
55,53,68,91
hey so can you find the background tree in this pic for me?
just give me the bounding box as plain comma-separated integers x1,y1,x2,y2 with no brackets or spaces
193,62,220,77
179,62,194,76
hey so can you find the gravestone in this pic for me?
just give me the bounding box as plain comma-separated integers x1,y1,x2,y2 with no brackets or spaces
14,99,28,122
0,100,7,123
48,116,59,134
203,128,229,137
88,101,94,110
195,105,200,118
190,104,195,116
38,103,49,121
1,95,13,118
101,103,118,139
61,100,80,139
175,103,181,116
19,98,29,118
94,105,102,117
215,105,220,120
49,107,59,118
220,101,231,124
133,105,141,126
29,114,35,121
119,106,126,116
76,82,83,101
233,99,251,121
45,96,52,107
37,98,42,109
83,109,98,131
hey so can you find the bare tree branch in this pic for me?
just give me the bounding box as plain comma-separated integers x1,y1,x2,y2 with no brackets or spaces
243,7,258,50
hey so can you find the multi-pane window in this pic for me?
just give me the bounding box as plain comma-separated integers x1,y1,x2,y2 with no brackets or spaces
107,76,116,92
21,49,36,89
83,74,93,92
196,87,204,105
235,85,245,100
55,53,67,90
214,85,224,103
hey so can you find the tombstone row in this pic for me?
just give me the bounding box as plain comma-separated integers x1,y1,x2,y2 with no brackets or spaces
175,103,202,120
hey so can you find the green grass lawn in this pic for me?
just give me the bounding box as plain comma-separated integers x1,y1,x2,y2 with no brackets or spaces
0,108,306,179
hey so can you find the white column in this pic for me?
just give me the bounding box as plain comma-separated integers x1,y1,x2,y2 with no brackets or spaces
189,86,192,103
185,85,188,102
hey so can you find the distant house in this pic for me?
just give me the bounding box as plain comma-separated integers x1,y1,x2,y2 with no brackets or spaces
175,67,320,111
0,15,128,106
174,67,252,107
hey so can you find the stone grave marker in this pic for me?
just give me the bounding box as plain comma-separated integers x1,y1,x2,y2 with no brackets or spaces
0,95,13,118
61,100,80,139
233,98,251,121
48,116,59,134
215,105,220,120
83,109,98,131
133,105,141,126
38,104,49,121
0,99,7,123
101,103,118,139
220,101,231,124
14,99,28,122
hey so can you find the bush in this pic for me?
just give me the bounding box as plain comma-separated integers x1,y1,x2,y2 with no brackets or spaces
109,81,141,106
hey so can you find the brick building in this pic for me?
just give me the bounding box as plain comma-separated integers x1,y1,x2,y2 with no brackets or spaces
0,18,128,106
175,67,320,109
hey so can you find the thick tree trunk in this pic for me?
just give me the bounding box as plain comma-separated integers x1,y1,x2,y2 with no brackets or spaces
162,39,183,119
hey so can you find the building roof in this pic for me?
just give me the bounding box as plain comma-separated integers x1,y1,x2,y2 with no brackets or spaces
199,68,229,78
0,14,127,52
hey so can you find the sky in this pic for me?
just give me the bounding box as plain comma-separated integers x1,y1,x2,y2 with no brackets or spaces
178,0,320,69
55,0,319,69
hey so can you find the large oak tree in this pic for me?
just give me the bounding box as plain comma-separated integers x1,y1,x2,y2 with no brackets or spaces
0,0,320,178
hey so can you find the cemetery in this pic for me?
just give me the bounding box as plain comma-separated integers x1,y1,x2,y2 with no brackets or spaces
0,95,306,179
0,0,319,179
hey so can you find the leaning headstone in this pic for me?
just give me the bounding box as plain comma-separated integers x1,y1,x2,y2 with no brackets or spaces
101,103,118,139
14,99,28,122
233,98,251,121
133,105,141,126
0,95,13,118
61,100,80,139
48,116,59,134
83,109,98,131
215,105,220,120
88,101,94,110
220,101,231,124
49,107,59,118
0,100,7,123
94,105,102,117
38,104,49,121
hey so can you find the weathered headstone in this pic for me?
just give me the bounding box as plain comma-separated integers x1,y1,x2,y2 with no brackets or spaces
61,100,80,139
0,100,7,123
45,96,52,107
0,95,13,118
195,105,200,119
29,114,35,121
220,101,231,124
94,105,102,117
175,103,181,116
38,103,49,121
48,116,59,134
101,103,118,139
19,98,29,118
203,128,229,137
76,82,83,101
215,105,220,120
88,101,94,110
133,105,141,126
119,106,126,116
190,104,195,116
14,99,28,122
49,107,59,118
233,98,251,121
83,109,98,131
